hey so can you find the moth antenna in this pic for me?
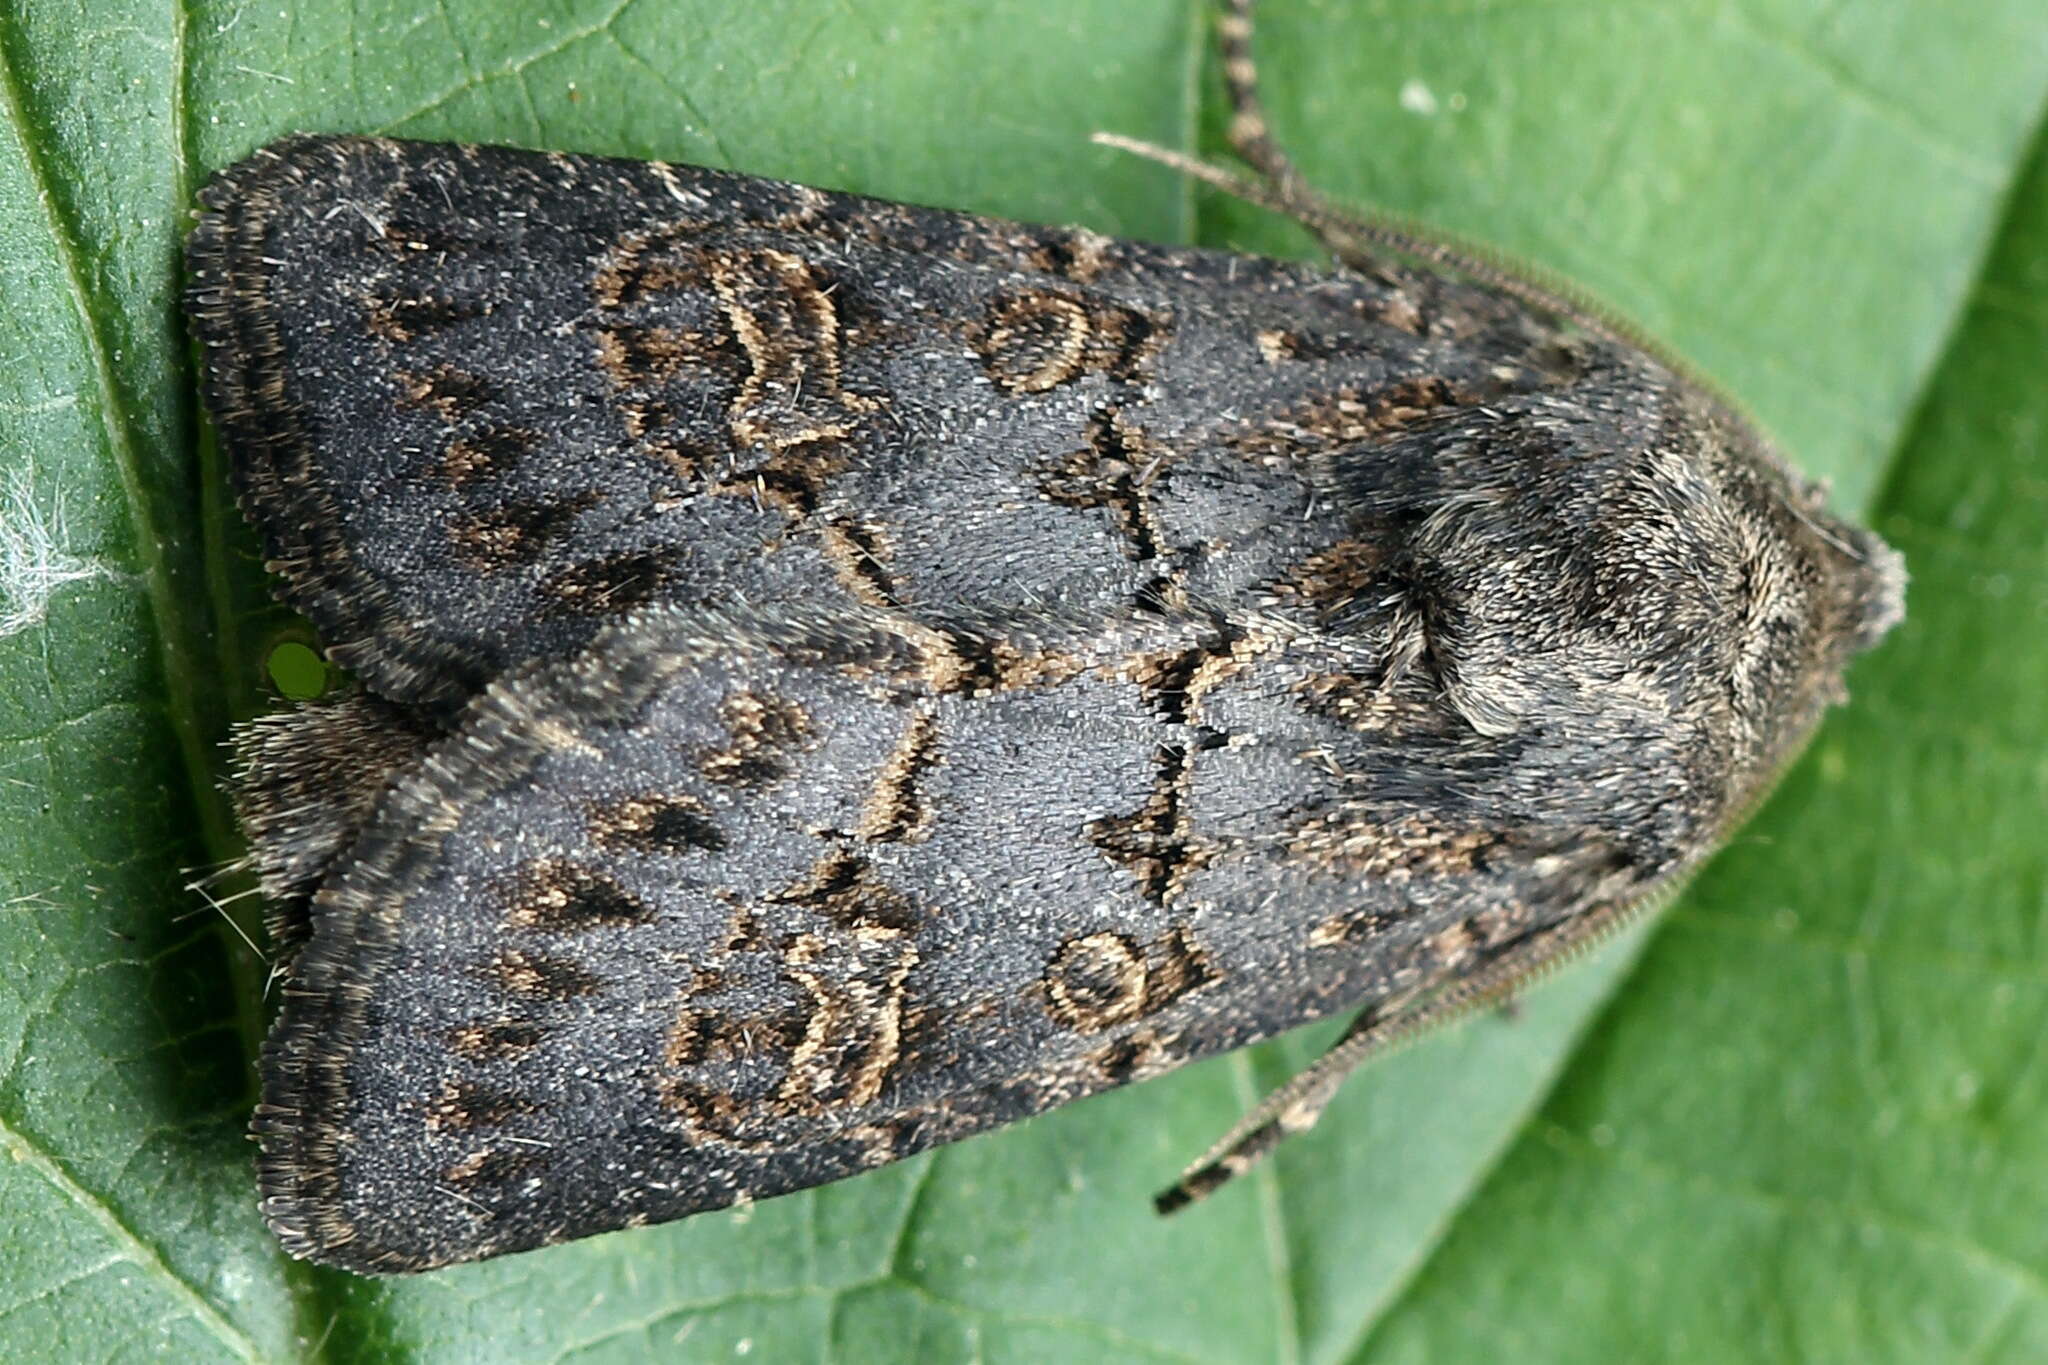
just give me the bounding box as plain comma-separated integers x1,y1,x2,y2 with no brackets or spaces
1093,129,1616,346
1099,0,1708,385
1154,1084,1336,1215
1089,133,1299,225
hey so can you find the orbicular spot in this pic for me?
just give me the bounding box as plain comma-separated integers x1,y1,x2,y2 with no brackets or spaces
423,1077,540,1131
976,289,1090,393
442,1147,548,1191
447,1019,548,1061
1043,927,1217,1034
971,286,1162,394
541,548,681,616
1043,931,1148,1033
479,949,604,1000
503,859,654,932
446,492,598,570
700,691,813,786
396,364,496,422
587,792,727,855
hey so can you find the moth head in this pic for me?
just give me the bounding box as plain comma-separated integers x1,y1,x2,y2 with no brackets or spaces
1576,385,1903,806
1688,403,1906,791
1343,371,1903,846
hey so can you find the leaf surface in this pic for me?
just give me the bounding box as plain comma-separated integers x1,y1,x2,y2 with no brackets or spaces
0,1,2040,1359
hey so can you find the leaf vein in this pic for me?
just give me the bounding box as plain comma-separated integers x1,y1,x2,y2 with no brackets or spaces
0,1111,266,1361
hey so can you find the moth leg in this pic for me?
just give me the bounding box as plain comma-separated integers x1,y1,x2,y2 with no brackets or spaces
1095,0,1646,351
1157,881,1665,1213
1154,994,1402,1215
1215,0,1311,205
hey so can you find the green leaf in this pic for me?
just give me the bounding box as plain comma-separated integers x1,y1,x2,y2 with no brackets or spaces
1351,103,2048,1365
0,1,2040,1360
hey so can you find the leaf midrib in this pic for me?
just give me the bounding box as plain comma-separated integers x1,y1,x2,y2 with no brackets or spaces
0,1109,265,1362
0,1,352,1356
0,23,279,1351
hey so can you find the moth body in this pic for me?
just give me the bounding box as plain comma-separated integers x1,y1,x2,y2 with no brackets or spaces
188,4,1901,1273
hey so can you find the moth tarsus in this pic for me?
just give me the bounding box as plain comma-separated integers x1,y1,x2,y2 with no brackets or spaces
189,0,1903,1272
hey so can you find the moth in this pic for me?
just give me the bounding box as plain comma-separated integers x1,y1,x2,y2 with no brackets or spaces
186,0,1904,1273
